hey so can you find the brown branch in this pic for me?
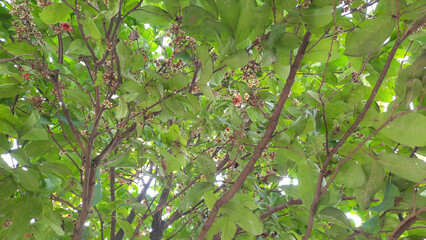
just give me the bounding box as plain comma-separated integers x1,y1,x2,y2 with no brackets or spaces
50,194,78,210
0,54,35,63
196,31,312,240
303,14,426,240
387,207,426,239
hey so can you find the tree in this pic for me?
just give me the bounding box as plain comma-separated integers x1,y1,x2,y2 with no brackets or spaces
0,0,425,239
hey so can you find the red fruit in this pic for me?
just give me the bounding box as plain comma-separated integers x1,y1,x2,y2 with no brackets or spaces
62,22,72,31
22,72,30,80
232,93,242,106
24,233,31,238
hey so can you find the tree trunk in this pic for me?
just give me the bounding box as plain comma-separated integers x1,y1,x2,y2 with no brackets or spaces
72,166,97,240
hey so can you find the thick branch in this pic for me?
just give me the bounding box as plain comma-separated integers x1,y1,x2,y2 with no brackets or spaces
388,207,426,239
196,31,312,240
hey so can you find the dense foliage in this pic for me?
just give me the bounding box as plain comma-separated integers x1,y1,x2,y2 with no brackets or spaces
0,0,425,239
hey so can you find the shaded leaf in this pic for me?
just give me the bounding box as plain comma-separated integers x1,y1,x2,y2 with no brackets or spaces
378,153,426,183
345,16,395,57
334,160,366,188
197,154,216,182
378,112,426,147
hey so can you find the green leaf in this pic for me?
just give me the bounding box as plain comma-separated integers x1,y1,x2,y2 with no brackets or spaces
221,50,249,68
377,112,426,147
13,168,40,192
355,161,385,210
21,128,49,141
0,176,18,199
131,52,146,70
179,182,214,211
277,148,305,165
234,1,255,44
370,183,400,212
319,207,351,228
334,160,366,188
0,83,25,98
274,33,302,51
378,153,426,183
67,39,91,56
223,201,263,235
221,216,237,240
116,41,131,72
300,6,333,29
298,160,319,209
130,5,172,26
182,5,214,26
39,3,72,24
216,0,240,28
166,153,186,172
41,206,65,236
169,73,190,90
197,45,216,101
92,168,102,207
203,190,217,210
362,214,381,234
67,89,92,108
81,17,102,39
116,97,128,119
344,16,395,57
116,218,133,238
40,162,73,176
197,154,216,182
5,42,38,55
304,39,340,62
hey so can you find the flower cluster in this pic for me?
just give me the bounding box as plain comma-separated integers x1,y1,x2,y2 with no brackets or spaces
36,0,53,8
241,60,261,87
10,1,43,43
29,96,44,110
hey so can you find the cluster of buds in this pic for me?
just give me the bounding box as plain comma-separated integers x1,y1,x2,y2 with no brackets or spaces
59,149,67,156
177,181,185,189
29,96,44,109
37,0,53,8
153,58,185,74
351,70,360,83
10,1,43,42
262,151,276,161
102,70,116,85
301,0,311,8
241,60,261,87
166,24,197,52
51,81,65,97
334,125,341,133
103,99,113,108
210,51,219,61
247,94,264,108
252,37,262,51
2,219,12,227
256,172,269,183
355,132,365,138
165,206,173,213
265,167,277,175
332,26,344,40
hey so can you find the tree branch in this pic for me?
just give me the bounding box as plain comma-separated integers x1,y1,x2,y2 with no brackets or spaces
196,31,312,240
